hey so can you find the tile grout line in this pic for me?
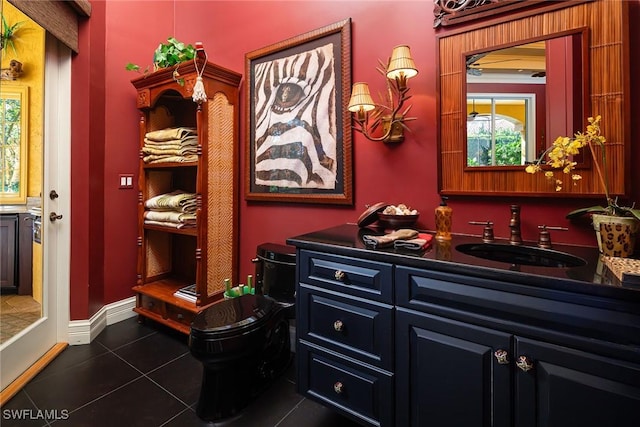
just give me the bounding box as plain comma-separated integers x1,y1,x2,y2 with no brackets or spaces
50,338,192,424
157,406,195,427
273,396,307,427
51,340,153,421
107,343,195,410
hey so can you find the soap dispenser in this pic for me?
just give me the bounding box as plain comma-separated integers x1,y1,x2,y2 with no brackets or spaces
435,196,452,241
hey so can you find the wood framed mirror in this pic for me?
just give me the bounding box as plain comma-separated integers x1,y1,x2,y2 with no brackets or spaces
437,0,630,197
465,30,588,169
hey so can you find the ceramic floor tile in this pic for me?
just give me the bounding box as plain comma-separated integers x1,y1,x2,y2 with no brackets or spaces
200,372,304,427
161,408,218,427
147,352,203,406
112,330,189,374
0,390,45,427
27,342,108,384
93,316,157,350
4,318,355,427
277,397,363,427
24,352,141,413
51,377,187,427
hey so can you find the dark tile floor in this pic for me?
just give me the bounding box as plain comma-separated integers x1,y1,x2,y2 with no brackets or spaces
2,317,362,427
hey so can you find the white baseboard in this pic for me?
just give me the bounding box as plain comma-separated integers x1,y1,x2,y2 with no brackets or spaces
67,297,137,345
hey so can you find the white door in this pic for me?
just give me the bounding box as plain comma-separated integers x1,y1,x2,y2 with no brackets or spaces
0,35,71,391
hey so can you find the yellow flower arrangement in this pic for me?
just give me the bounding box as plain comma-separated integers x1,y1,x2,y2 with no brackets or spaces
525,115,640,221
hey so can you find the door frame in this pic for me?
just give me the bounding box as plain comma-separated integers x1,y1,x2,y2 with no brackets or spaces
0,34,71,392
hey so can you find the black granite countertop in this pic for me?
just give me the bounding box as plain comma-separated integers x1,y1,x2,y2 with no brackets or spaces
287,223,640,303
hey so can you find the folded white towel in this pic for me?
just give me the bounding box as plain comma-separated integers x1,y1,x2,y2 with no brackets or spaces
144,210,196,223
143,154,198,164
144,127,196,142
145,191,197,213
144,219,196,229
143,135,198,147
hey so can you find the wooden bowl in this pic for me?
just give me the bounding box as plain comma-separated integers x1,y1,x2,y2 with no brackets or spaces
377,213,419,229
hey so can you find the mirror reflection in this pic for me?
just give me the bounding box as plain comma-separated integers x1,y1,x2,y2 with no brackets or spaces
465,32,586,167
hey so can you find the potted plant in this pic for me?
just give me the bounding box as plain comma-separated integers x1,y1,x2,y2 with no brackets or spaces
126,37,196,85
525,115,640,256
1,14,25,57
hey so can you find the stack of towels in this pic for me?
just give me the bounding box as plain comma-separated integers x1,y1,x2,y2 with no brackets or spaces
144,190,197,229
142,127,198,164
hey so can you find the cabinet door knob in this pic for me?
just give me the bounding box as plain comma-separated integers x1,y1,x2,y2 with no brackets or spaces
333,381,344,394
494,349,509,365
334,320,344,332
334,270,345,281
516,355,534,372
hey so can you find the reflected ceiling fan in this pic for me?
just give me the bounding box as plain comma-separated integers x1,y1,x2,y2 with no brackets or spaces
467,99,478,121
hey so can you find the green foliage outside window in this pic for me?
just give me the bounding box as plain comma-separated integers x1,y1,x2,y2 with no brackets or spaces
0,85,28,204
467,127,523,166
1,98,21,193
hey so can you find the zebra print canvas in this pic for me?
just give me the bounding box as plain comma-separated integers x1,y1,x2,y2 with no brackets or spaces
245,19,353,205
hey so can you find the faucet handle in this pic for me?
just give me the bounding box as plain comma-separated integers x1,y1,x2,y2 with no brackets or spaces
537,225,568,249
469,221,495,243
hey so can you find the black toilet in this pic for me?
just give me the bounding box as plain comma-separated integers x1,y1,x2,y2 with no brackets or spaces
189,243,296,421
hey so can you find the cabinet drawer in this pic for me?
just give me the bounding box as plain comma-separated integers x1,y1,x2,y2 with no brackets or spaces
299,250,393,303
395,266,640,348
298,286,393,370
297,342,393,427
166,304,195,327
139,294,165,317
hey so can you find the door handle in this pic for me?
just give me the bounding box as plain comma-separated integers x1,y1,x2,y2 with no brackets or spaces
49,212,63,222
49,190,59,200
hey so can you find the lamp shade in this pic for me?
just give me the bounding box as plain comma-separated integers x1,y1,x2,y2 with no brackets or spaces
347,82,376,112
386,45,418,80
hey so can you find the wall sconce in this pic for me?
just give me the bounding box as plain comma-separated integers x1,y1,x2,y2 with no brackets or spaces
347,45,418,143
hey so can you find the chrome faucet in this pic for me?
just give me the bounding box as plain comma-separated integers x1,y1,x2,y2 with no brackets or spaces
509,205,523,245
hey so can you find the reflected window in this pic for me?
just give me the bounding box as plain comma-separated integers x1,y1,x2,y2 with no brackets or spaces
466,95,535,166
0,85,28,204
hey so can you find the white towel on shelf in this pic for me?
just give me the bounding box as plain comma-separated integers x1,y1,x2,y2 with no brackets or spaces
144,127,196,142
144,190,197,213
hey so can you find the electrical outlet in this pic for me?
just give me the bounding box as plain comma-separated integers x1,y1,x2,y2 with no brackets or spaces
119,174,134,189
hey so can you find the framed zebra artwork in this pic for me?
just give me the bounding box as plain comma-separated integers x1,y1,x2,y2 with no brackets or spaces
245,18,353,205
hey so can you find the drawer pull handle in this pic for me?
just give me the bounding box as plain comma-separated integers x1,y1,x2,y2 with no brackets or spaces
334,270,345,281
177,313,184,320
516,355,534,372
333,381,344,394
494,349,509,365
334,320,344,332
147,301,154,308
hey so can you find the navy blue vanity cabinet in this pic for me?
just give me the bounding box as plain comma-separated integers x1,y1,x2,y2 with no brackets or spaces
395,265,640,427
296,249,394,427
288,224,640,427
395,308,513,426
514,337,639,427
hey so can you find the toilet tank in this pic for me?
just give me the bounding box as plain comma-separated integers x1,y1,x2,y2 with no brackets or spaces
254,243,296,305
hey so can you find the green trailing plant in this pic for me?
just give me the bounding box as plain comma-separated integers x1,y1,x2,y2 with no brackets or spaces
126,37,196,85
1,14,25,57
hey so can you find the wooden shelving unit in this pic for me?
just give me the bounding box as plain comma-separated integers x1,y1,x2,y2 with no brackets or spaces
131,59,241,333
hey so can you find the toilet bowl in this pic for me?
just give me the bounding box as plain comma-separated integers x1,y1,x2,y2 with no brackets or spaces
189,243,296,422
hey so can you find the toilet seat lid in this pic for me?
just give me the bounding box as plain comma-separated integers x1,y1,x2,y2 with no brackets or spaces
191,294,274,333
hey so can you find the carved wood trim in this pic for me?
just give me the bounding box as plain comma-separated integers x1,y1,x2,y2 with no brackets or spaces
433,0,591,29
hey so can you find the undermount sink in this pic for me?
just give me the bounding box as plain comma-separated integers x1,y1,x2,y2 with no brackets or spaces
455,243,587,268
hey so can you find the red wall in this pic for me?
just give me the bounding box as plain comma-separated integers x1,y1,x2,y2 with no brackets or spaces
69,1,640,320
